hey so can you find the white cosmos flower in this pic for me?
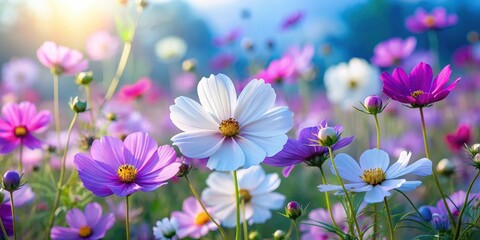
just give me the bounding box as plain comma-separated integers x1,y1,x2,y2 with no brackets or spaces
201,166,285,227
170,73,294,171
324,58,380,109
318,148,432,203
155,36,187,62
153,217,179,240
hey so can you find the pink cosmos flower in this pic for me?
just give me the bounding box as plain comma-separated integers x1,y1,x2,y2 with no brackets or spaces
406,7,458,33
0,101,51,154
256,56,295,84
445,124,471,152
86,31,120,61
171,196,217,239
118,77,152,101
372,37,417,67
280,11,304,31
287,44,315,78
1,58,39,92
36,41,88,75
380,62,460,107
452,44,480,68
213,28,242,46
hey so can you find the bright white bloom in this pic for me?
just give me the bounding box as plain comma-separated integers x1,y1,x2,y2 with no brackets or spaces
318,148,432,203
153,217,179,240
170,74,294,171
324,58,380,109
155,36,187,61
201,166,285,227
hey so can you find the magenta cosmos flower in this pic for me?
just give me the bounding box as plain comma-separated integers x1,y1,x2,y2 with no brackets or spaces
445,124,471,152
372,37,416,67
380,62,460,108
0,101,51,154
171,196,217,239
36,41,88,75
118,77,152,101
74,132,181,197
406,7,458,33
280,11,304,31
50,202,115,240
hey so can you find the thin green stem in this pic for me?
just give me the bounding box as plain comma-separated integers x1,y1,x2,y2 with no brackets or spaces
293,220,300,240
428,30,440,69
18,141,23,172
373,114,381,149
52,74,61,148
453,171,480,239
373,113,381,239
10,192,17,240
85,85,95,132
0,213,8,240
285,220,294,239
47,113,78,237
233,170,241,240
319,166,339,229
395,189,427,222
126,195,130,240
328,147,363,239
241,199,248,240
419,107,456,228
184,175,228,240
384,197,394,240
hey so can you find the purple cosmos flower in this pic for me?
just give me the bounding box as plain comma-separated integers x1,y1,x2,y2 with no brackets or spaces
74,132,181,197
50,202,115,240
36,41,88,75
300,203,348,239
445,124,471,153
171,196,217,239
372,37,417,67
452,44,480,68
1,58,39,92
280,11,304,31
263,120,354,177
86,31,120,61
213,28,242,46
427,190,479,218
380,62,460,108
0,101,51,154
0,202,13,236
405,7,458,33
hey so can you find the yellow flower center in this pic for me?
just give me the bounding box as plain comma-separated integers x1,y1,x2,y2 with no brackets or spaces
219,118,240,137
14,126,27,137
424,15,435,27
117,164,137,183
194,212,210,225
78,226,92,238
361,168,386,185
411,90,425,98
348,79,358,89
239,189,252,203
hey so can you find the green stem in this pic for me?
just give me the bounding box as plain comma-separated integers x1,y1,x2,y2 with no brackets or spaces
285,220,294,239
18,141,23,172
419,107,456,228
47,113,78,237
373,114,381,149
319,166,339,229
384,197,394,240
126,195,130,240
395,189,428,222
453,171,480,239
328,147,363,239
241,199,248,240
373,113,381,239
233,170,241,240
10,192,17,240
85,85,95,133
428,30,439,69
184,175,228,240
52,74,61,148
0,213,8,240
293,220,300,240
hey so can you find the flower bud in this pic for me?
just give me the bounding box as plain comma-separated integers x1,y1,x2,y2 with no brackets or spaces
75,72,94,85
418,206,432,221
136,0,148,11
273,230,286,240
474,154,480,164
182,59,197,72
3,170,22,192
363,95,383,114
317,127,338,146
106,112,117,121
431,213,449,232
176,158,192,178
248,231,261,240
471,143,480,155
69,97,87,113
285,201,302,220
436,158,455,176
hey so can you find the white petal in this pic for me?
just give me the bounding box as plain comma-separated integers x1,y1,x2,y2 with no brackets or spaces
237,166,265,191
337,183,371,193
236,136,267,169
386,158,432,179
234,79,276,125
359,149,390,171
396,180,422,192
250,172,281,195
242,134,288,156
170,96,219,131
318,184,343,192
329,153,363,182
201,189,234,207
250,205,273,224
213,202,237,227
207,138,245,171
197,74,237,121
251,192,285,209
204,172,234,195
385,151,411,178
240,106,293,137
380,179,406,191
171,131,224,158
364,185,391,203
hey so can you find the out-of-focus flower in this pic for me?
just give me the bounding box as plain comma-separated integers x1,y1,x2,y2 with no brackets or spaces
86,31,120,61
280,11,304,31
50,202,115,240
210,53,235,71
109,111,154,138
170,74,293,171
74,132,180,197
287,44,315,79
426,190,479,218
256,56,295,84
214,28,242,46
118,77,152,101
46,130,80,170
452,44,480,68
264,120,353,177
155,36,187,62
381,62,460,108
0,101,51,154
445,124,471,153
318,149,432,203
171,196,217,239
1,58,39,92
106,198,143,222
381,131,424,159
153,217,179,240
173,73,197,94
36,41,88,75
372,37,416,67
324,58,380,109
300,203,348,239
3,184,35,207
436,158,455,176
201,166,285,227
406,7,458,33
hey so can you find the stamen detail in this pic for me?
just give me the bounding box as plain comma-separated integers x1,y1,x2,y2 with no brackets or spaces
117,164,137,183
361,168,386,185
219,118,240,137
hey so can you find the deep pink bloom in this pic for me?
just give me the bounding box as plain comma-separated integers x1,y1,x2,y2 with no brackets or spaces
74,132,181,197
445,124,471,152
86,31,120,61
406,7,457,33
171,196,217,239
213,28,242,46
50,202,115,240
36,41,88,75
280,11,304,31
452,44,480,68
118,77,152,101
256,56,296,84
380,62,460,107
0,102,51,153
372,37,417,67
